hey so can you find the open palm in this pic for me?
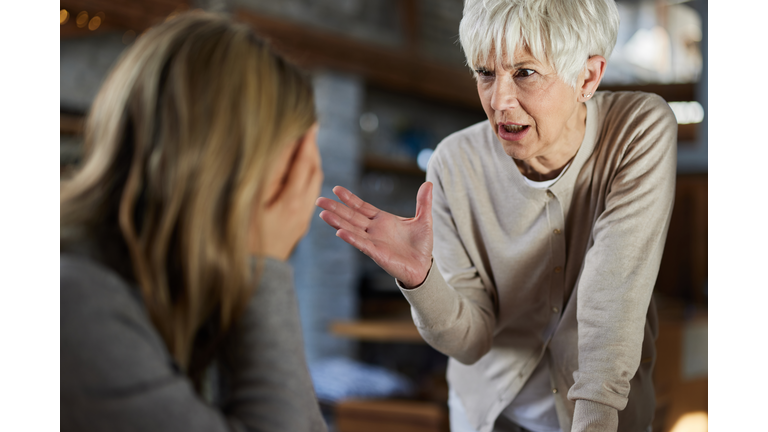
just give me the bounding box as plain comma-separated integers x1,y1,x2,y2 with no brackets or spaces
316,182,434,288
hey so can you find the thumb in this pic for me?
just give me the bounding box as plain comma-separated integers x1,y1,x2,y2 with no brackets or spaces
415,181,433,223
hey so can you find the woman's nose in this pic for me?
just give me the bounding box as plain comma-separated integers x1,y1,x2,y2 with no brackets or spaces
491,81,518,112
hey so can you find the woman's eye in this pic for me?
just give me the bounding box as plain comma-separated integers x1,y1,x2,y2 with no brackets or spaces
475,69,494,78
515,69,535,78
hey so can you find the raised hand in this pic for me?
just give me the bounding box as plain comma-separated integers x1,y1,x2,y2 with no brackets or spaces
316,182,434,288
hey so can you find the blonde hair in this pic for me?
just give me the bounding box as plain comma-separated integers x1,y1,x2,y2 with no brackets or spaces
459,0,620,88
60,12,316,372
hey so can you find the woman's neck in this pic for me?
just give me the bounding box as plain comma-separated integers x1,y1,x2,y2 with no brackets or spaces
516,102,587,181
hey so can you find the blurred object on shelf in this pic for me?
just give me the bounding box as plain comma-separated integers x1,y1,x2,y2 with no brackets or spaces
359,112,380,133
331,319,423,344
605,0,703,85
335,398,449,432
668,101,704,124
309,357,416,404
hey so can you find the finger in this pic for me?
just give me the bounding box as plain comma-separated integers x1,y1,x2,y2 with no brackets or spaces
319,209,368,238
315,196,372,230
315,196,337,212
333,186,380,219
414,181,433,222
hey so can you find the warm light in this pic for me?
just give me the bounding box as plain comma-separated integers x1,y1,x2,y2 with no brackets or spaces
670,411,707,432
60,9,69,25
668,101,705,124
88,16,101,31
76,11,89,28
122,30,137,45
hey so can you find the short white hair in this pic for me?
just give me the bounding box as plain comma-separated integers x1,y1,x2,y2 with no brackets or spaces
459,0,620,88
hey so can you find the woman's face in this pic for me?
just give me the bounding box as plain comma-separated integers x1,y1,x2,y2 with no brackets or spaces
476,46,585,164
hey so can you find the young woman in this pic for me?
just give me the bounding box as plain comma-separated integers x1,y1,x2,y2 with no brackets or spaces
61,13,327,432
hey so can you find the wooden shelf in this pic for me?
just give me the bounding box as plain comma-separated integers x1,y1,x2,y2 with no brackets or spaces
363,155,425,176
330,319,424,343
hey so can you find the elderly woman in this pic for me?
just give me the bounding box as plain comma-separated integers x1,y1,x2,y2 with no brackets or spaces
316,0,676,431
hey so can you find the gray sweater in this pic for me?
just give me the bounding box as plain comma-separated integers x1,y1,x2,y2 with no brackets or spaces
61,253,327,432
399,91,676,432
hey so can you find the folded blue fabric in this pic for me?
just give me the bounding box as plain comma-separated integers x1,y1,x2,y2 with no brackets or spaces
309,357,415,403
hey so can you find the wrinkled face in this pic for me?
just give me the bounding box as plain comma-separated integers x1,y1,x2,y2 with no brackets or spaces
475,46,583,162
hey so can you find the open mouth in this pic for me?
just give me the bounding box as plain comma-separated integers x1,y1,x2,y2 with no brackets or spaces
502,124,528,133
498,123,531,141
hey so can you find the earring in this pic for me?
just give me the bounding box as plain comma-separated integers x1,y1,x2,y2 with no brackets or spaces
583,92,592,98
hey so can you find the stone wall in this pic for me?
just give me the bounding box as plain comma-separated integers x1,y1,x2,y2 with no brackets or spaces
290,71,364,363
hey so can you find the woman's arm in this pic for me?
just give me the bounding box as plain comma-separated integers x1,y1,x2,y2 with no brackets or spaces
568,95,677,431
397,159,496,365
316,154,496,365
219,257,326,432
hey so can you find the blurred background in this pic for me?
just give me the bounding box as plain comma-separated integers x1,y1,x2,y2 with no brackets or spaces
60,1,708,431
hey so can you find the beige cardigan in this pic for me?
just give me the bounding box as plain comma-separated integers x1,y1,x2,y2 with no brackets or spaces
399,92,677,432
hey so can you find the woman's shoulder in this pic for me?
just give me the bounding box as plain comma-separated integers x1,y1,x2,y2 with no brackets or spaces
61,254,143,309
61,253,174,391
588,91,678,171
60,253,162,352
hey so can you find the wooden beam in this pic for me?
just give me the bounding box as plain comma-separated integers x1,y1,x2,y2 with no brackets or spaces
234,9,481,109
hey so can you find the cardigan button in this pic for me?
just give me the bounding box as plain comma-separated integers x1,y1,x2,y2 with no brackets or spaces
554,266,562,273
552,388,558,394
546,190,554,198
553,229,561,235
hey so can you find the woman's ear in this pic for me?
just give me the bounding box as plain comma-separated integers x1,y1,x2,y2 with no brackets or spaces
263,139,301,207
579,55,607,102
263,124,320,207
